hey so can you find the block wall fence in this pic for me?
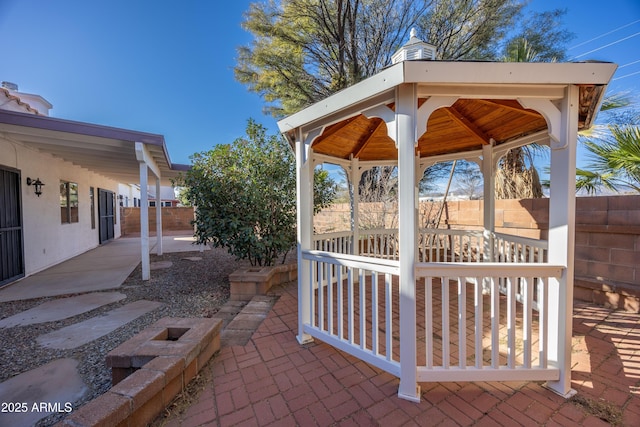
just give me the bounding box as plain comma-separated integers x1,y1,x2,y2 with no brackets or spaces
315,195,640,312
120,196,640,312
120,207,195,236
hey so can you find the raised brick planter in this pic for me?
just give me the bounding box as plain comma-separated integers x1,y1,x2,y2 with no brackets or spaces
56,317,221,427
229,263,297,301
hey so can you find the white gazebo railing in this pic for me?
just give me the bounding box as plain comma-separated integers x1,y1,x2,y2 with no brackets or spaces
414,262,561,383
306,230,561,388
301,250,401,376
314,229,547,263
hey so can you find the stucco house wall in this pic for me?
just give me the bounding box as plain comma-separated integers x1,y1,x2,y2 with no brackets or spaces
1,136,121,276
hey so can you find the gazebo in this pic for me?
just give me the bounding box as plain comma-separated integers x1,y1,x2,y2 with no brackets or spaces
277,36,616,402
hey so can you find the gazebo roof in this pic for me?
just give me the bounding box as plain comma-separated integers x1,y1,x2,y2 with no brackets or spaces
278,60,617,162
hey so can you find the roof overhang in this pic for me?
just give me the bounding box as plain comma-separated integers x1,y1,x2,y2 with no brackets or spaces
0,109,189,186
278,60,617,162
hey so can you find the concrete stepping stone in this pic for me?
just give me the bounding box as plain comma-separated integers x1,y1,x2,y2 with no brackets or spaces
0,292,126,328
36,300,163,350
0,358,87,427
150,261,173,270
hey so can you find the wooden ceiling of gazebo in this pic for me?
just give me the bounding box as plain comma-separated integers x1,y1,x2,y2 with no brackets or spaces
309,86,603,161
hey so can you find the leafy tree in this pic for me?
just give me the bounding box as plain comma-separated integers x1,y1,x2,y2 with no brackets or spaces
501,9,573,62
418,0,523,60
236,0,430,117
175,186,192,207
236,0,572,118
179,119,337,266
453,160,483,199
314,167,338,213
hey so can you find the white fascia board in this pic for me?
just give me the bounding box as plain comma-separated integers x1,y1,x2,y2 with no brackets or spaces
277,64,404,135
277,60,617,138
403,61,617,86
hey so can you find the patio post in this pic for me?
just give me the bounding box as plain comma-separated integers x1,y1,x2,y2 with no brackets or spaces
136,142,163,281
139,162,150,280
396,82,420,402
296,128,314,344
155,177,163,256
546,85,578,397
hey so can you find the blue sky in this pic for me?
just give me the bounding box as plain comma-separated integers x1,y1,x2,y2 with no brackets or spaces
0,0,639,168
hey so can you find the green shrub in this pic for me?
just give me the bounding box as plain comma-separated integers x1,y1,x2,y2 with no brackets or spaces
179,119,336,266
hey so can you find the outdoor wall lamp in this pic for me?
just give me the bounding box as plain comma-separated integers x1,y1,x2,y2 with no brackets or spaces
26,177,44,197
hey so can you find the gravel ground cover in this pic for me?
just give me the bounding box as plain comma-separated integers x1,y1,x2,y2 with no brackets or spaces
0,247,248,426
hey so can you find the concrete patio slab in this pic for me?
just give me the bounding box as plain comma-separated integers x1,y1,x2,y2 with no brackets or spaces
0,292,126,328
0,238,141,302
0,358,87,427
36,300,163,350
0,234,203,303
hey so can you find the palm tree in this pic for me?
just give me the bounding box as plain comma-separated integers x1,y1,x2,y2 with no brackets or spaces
576,124,640,194
495,38,546,199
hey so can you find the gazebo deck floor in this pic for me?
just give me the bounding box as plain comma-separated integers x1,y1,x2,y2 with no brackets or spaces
311,276,542,370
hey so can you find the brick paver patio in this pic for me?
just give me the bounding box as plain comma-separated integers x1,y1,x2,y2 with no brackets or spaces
160,281,640,426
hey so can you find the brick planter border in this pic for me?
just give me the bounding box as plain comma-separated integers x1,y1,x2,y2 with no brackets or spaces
57,317,221,427
229,263,297,301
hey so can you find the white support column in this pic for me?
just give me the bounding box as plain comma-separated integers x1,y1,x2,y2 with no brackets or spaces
396,83,420,402
155,177,163,256
139,162,150,280
350,157,360,256
546,85,578,398
297,129,314,345
135,142,163,281
482,143,496,264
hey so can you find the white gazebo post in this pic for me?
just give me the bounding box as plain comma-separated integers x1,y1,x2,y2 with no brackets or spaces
545,85,579,397
396,82,420,402
482,142,496,264
296,128,314,344
350,156,360,256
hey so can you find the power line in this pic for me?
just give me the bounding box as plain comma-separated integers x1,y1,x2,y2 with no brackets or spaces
612,70,640,81
569,19,640,51
619,59,640,69
571,31,640,60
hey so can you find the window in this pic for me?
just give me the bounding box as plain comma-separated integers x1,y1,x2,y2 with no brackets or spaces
60,181,79,223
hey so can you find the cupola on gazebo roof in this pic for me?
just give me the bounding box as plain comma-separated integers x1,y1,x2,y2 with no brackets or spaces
391,28,437,64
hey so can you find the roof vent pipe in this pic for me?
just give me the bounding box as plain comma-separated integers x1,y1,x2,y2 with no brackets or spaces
391,28,437,64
